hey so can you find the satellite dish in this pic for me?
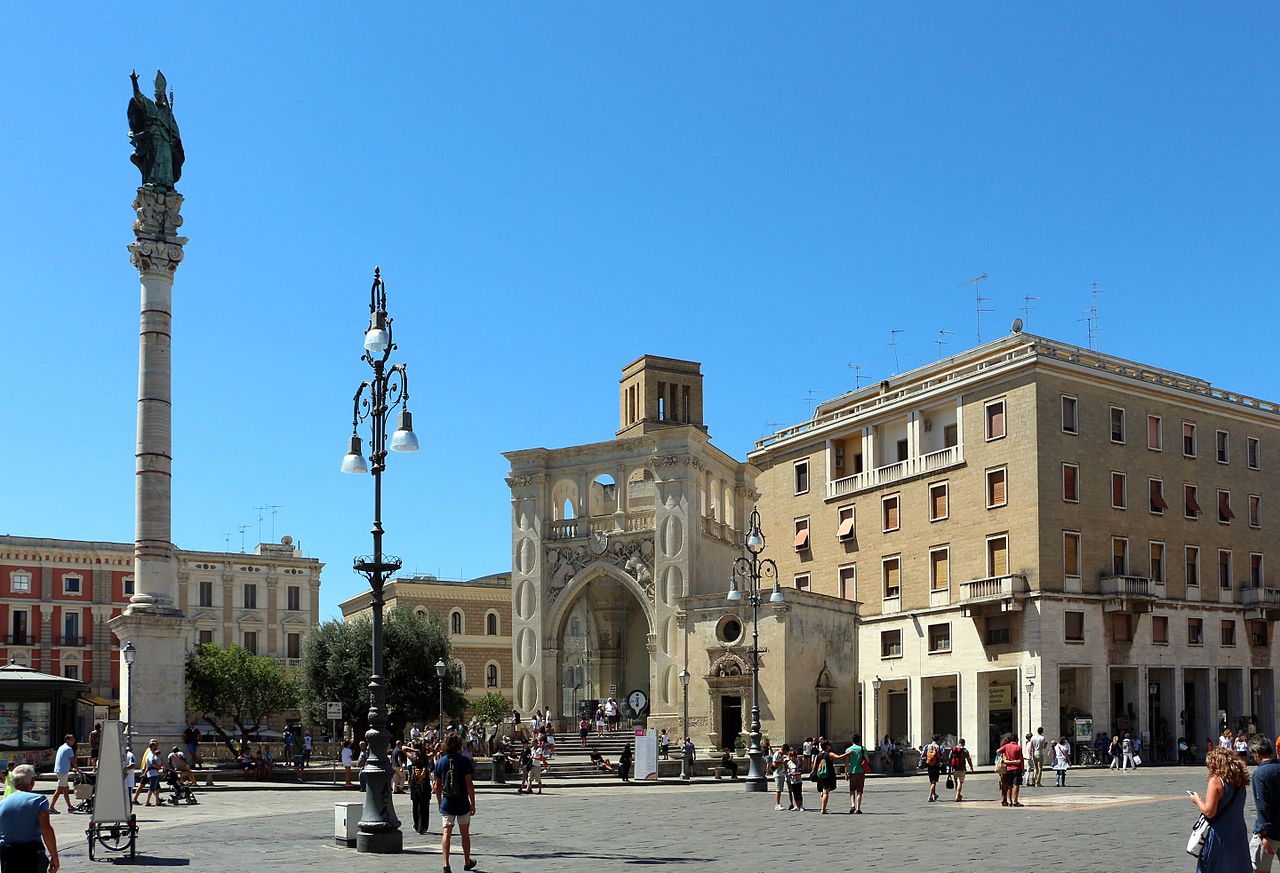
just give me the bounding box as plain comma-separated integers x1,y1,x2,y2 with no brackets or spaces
1011,318,1024,334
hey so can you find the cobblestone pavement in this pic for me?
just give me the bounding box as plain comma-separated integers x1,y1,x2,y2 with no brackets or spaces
56,767,1221,871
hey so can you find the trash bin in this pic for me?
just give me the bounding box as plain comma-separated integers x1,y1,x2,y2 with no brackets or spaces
491,754,507,784
892,750,904,774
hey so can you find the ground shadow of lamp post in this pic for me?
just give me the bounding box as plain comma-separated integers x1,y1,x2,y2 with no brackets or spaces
340,267,419,854
727,507,783,792
436,658,447,736
679,668,690,780
122,640,137,755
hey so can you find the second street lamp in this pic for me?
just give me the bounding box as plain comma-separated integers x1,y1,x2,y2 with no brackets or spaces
341,267,419,855
727,506,783,792
679,668,691,781
436,658,447,737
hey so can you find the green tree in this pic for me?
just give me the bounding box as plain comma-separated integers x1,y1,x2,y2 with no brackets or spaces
471,692,510,725
185,643,298,754
300,607,468,739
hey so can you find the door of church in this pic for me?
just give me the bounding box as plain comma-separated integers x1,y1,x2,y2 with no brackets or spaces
720,695,742,751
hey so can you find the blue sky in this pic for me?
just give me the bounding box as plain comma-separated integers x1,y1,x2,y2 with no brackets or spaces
3,3,1278,618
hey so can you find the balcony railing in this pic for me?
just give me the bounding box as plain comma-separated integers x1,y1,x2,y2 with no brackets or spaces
1100,575,1157,598
547,510,656,541
960,573,1029,602
55,635,86,647
4,634,32,646
1244,587,1280,607
827,444,964,499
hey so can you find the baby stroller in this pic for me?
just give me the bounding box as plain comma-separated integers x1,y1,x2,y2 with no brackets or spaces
70,770,96,814
165,768,198,805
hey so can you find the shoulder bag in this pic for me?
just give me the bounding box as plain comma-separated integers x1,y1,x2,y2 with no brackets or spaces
1187,782,1232,857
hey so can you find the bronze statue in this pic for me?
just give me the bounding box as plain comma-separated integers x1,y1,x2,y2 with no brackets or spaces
128,70,184,189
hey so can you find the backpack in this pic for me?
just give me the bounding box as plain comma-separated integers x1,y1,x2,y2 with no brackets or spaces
925,745,939,765
949,747,965,770
442,757,466,799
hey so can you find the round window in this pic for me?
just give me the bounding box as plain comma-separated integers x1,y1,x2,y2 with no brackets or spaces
717,617,743,645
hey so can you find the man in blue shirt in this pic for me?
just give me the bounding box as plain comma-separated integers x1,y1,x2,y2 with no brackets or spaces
433,733,477,873
50,734,78,814
1251,735,1280,873
0,764,60,872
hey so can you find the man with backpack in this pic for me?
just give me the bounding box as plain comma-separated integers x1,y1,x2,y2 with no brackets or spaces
433,733,477,873
949,739,974,802
922,735,943,802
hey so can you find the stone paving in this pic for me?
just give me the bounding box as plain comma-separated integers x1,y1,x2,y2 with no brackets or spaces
54,766,1223,871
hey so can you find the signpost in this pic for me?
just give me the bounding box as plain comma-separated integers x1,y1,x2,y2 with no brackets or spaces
327,702,342,784
634,728,658,781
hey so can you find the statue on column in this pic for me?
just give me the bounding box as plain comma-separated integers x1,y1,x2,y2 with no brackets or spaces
128,70,185,189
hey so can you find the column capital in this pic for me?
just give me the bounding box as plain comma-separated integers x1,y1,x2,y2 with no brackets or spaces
128,187,188,276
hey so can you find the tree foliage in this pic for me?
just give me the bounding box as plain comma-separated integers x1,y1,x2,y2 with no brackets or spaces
471,692,510,725
185,643,298,753
299,606,468,738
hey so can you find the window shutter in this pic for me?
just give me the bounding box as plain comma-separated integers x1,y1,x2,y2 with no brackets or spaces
990,539,1008,576
991,471,1006,505
793,527,810,549
932,551,949,589
932,486,947,519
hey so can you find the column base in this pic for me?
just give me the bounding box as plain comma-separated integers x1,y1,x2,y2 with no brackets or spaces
743,776,768,792
356,830,403,854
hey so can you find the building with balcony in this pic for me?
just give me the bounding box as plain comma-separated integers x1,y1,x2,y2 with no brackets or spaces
339,573,513,705
750,331,1280,763
0,535,322,704
505,355,857,748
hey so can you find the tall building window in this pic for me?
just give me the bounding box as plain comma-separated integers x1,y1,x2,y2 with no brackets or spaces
881,496,900,533
486,664,499,688
929,547,950,591
1063,532,1081,583
62,612,80,645
450,611,463,635
243,631,258,654
882,556,901,599
1062,463,1080,502
1149,542,1165,583
1111,471,1127,509
487,613,499,635
1112,613,1133,643
985,399,1006,441
1149,478,1167,514
62,575,82,595
287,585,301,611
1188,618,1204,646
1218,549,1232,589
1112,537,1129,576
1152,615,1169,644
1186,546,1200,588
986,467,1008,509
1222,620,1237,647
1147,414,1162,451
243,583,257,609
198,629,214,645
287,632,301,659
199,580,214,608
1216,430,1230,464
1183,422,1198,457
1185,484,1201,519
1061,396,1078,434
880,629,903,659
1110,406,1126,444
1251,553,1264,588
838,565,857,600
794,460,810,495
1218,490,1234,524
1249,494,1262,528
1065,611,1084,642
987,535,1009,577
929,482,949,521
1248,437,1261,470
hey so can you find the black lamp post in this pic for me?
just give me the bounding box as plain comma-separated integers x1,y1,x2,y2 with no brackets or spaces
872,675,882,760
679,668,690,781
727,507,784,792
340,267,419,855
435,658,447,736
122,640,137,755
1026,678,1035,737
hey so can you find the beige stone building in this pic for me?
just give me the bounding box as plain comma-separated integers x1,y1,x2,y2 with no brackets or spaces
750,331,1280,763
339,573,513,704
505,356,858,751
0,534,322,703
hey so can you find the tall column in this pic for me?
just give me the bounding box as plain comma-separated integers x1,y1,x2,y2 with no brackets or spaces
107,184,191,752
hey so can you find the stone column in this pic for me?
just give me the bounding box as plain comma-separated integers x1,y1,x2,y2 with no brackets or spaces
107,186,190,753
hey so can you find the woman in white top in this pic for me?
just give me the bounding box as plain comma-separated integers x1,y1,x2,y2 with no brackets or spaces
340,741,354,787
1052,737,1071,787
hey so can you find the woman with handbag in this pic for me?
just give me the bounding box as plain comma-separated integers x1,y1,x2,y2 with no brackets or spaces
1188,747,1250,871
1052,736,1071,787
810,741,839,814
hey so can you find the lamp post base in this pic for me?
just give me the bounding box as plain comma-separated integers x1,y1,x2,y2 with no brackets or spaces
744,749,767,792
356,830,403,854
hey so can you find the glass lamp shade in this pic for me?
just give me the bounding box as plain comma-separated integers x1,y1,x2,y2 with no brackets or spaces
745,528,765,553
679,669,690,689
769,582,785,603
389,410,420,453
434,658,447,678
122,640,137,666
364,323,390,355
872,676,882,692
726,578,742,602
340,435,369,474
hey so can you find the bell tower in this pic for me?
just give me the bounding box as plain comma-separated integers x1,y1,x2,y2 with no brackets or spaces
617,355,706,438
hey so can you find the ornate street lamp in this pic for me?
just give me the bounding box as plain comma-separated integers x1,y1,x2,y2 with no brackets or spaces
436,658,447,737
122,641,137,754
341,267,418,855
1026,678,1035,738
679,668,691,781
727,506,783,792
872,675,882,762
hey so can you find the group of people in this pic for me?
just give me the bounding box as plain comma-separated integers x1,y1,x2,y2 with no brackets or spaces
766,735,876,814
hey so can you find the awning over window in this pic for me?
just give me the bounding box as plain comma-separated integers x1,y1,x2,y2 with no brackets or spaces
793,528,809,550
836,515,856,539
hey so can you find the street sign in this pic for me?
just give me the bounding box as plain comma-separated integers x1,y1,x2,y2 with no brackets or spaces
326,701,342,720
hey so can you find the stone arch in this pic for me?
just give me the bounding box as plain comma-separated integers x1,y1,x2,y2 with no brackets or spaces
709,651,751,678
547,561,655,642
550,479,580,520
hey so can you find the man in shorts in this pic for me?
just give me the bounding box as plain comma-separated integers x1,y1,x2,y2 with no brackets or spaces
922,735,943,802
50,734,78,813
843,735,868,814
770,743,789,810
1250,734,1280,872
949,739,974,802
998,733,1025,807
433,732,477,873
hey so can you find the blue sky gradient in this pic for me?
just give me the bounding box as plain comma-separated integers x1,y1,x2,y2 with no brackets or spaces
3,3,1277,617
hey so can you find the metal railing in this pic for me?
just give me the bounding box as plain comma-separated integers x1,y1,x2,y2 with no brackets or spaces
827,444,964,498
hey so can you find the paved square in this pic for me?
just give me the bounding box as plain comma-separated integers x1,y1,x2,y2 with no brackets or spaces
57,767,1219,871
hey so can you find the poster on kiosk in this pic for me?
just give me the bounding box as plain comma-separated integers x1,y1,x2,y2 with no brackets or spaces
634,728,658,781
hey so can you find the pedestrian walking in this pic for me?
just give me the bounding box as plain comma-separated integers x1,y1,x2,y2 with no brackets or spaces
1052,736,1071,787
433,733,477,873
997,733,1024,807
579,717,591,748
1250,734,1280,873
1030,727,1048,787
1108,735,1122,770
922,735,943,802
949,739,973,801
49,734,78,813
1121,734,1136,771
0,764,60,873
785,747,805,811
529,741,547,794
811,740,838,814
769,744,790,810
841,735,869,813
682,736,696,780
1189,747,1250,872
409,744,432,835
516,740,533,794
341,740,354,787
659,729,670,760
89,723,102,769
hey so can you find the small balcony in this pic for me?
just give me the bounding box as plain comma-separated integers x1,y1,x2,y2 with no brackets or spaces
547,510,655,541
4,634,32,646
827,444,964,499
959,574,1028,617
1100,574,1158,614
55,635,86,647
1244,587,1280,621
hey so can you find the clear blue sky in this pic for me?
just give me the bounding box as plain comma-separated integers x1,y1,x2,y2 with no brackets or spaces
3,4,1277,619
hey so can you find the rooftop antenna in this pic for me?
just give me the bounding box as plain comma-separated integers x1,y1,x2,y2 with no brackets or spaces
889,329,906,373
222,531,232,551
960,273,992,343
933,329,955,360
761,419,784,439
847,362,867,389
1020,295,1040,329
1080,281,1102,350
255,504,284,541
802,389,821,418
236,524,251,553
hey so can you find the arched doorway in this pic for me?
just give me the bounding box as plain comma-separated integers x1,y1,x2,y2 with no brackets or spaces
553,569,652,723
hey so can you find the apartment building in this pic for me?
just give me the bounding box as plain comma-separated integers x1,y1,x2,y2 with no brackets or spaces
749,332,1280,763
339,573,514,705
0,535,323,703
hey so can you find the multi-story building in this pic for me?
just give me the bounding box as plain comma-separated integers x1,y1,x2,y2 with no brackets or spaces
339,573,513,704
750,331,1280,763
0,535,323,703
